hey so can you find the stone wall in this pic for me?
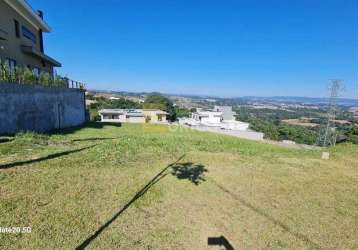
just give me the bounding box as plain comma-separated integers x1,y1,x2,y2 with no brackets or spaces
0,83,85,135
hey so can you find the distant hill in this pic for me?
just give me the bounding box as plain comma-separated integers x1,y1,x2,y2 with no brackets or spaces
88,89,358,107
241,96,358,106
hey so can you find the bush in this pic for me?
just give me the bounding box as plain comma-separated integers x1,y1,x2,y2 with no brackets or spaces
175,107,191,118
0,62,68,88
22,67,37,84
277,124,317,145
346,125,358,144
38,72,52,86
0,63,11,82
249,118,280,140
249,117,318,145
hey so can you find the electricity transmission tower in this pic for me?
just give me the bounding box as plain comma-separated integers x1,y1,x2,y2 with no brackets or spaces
317,80,344,147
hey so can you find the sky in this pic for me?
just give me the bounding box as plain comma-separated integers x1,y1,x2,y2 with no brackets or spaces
28,0,358,98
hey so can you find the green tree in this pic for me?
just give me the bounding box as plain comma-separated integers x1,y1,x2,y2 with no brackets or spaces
175,107,191,118
249,118,280,140
277,124,317,145
23,68,37,84
346,125,358,144
143,94,176,121
248,117,318,144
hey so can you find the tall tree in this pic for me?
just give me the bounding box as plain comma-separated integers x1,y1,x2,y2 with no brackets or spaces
143,94,176,121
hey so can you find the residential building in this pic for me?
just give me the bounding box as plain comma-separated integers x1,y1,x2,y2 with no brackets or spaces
192,111,223,125
99,109,144,123
143,109,168,123
214,106,237,120
181,106,249,131
99,109,168,124
0,0,61,75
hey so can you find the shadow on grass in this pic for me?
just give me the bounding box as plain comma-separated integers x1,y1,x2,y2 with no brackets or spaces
0,122,122,137
51,122,122,136
0,137,14,144
0,145,97,170
208,236,235,250
211,179,323,249
171,162,208,185
76,155,208,250
71,137,119,142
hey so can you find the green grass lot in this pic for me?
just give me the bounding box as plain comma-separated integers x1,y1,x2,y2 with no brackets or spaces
1,123,358,249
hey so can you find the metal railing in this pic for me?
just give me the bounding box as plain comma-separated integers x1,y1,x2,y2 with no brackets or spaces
66,78,85,90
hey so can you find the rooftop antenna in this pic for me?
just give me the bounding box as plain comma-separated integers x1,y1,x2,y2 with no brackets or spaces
317,79,344,147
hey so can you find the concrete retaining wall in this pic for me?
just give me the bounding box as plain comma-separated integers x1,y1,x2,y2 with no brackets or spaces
0,83,85,135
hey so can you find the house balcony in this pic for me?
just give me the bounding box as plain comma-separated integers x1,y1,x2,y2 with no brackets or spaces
21,45,61,67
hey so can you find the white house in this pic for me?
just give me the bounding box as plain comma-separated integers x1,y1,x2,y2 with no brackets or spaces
98,109,168,124
214,106,237,120
99,109,145,123
179,106,249,131
178,106,263,140
192,111,223,125
98,109,124,123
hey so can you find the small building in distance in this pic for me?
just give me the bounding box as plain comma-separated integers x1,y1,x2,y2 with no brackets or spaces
181,106,249,131
99,109,168,124
178,106,263,141
192,110,223,124
143,109,168,123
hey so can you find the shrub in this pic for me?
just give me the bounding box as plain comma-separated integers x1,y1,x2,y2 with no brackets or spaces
23,67,37,84
346,125,358,144
249,117,318,144
277,124,317,145
38,72,52,86
175,107,191,118
54,75,67,87
0,63,11,82
0,62,69,88
249,118,280,140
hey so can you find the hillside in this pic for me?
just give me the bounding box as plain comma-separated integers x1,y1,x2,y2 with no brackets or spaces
0,123,357,249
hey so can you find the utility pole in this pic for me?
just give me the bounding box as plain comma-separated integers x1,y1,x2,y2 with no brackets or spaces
317,80,344,147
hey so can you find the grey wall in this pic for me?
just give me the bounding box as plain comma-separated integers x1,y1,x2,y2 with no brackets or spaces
0,83,85,135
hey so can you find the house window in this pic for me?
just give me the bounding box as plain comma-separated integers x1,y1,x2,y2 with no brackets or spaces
103,114,118,120
14,20,20,38
22,26,36,43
